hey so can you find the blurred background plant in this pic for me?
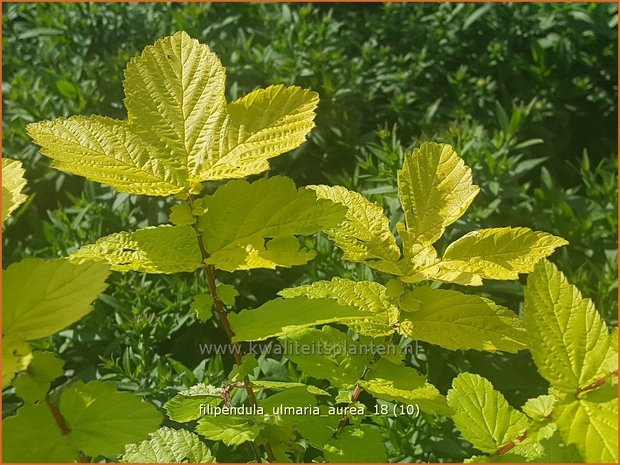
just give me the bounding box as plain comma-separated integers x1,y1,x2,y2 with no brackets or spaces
3,2,617,462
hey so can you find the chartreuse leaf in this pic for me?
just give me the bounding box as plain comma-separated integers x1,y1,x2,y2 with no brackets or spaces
217,283,239,306
279,278,399,337
70,225,201,274
196,415,263,446
448,373,530,454
165,384,223,423
522,394,555,422
396,287,527,353
554,385,618,462
121,427,215,463
3,336,33,388
250,380,329,396
228,297,368,342
397,225,484,286
323,424,388,463
13,352,64,404
3,258,110,341
279,327,369,388
60,380,162,457
123,31,227,190
169,203,195,226
2,157,28,222
28,32,319,196
308,185,402,274
3,403,76,462
202,84,319,180
524,260,615,391
198,177,344,271
229,354,259,382
360,358,452,416
27,116,187,196
397,142,479,246
191,294,214,322
441,227,568,280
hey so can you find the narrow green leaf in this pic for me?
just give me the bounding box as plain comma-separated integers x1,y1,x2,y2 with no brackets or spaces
397,287,527,353
228,297,368,342
447,373,530,454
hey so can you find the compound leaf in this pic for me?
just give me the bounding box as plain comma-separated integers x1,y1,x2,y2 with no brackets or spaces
442,228,568,280
360,358,452,415
70,225,202,274
308,185,402,274
448,373,530,454
2,403,76,462
3,258,110,341
397,142,479,246
524,260,615,391
60,380,163,457
2,157,28,221
279,278,398,337
396,287,527,353
121,426,215,463
202,85,319,180
27,33,319,196
228,297,368,342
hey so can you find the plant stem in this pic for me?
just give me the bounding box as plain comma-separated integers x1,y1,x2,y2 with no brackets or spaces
576,370,618,395
187,196,275,462
331,335,392,438
45,395,90,462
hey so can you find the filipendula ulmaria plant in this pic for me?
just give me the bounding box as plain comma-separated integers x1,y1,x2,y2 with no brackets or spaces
2,159,163,462
222,142,569,460
24,32,356,462
447,260,618,463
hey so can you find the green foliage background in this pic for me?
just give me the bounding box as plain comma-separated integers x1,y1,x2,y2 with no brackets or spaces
3,2,617,462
